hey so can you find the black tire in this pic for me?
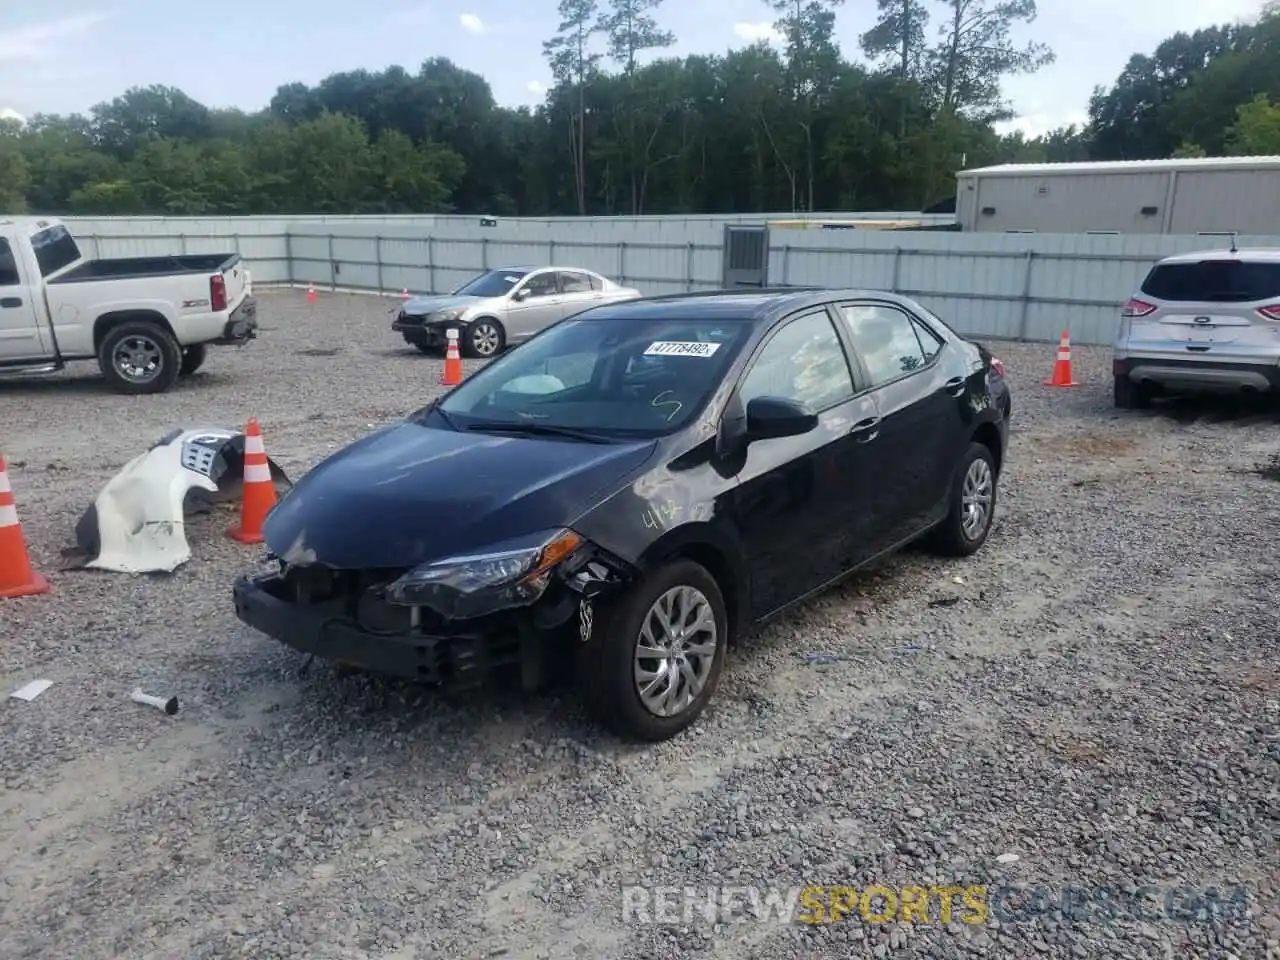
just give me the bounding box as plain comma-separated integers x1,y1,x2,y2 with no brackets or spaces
1114,375,1152,410
179,343,208,376
929,441,998,558
97,320,182,395
577,558,729,742
463,318,505,359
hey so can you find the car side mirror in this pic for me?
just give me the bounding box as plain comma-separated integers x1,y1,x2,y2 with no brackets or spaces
513,288,531,301
745,396,818,442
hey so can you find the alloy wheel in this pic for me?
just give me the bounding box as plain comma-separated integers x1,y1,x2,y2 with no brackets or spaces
114,334,164,384
961,458,994,540
471,322,501,357
632,585,718,718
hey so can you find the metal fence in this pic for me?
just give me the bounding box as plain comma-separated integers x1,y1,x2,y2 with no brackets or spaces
63,216,1280,346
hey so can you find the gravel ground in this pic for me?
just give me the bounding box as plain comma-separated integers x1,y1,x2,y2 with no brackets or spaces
1,288,1277,960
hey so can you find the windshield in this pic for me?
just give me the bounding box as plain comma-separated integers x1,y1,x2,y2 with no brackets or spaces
453,269,528,298
435,314,753,437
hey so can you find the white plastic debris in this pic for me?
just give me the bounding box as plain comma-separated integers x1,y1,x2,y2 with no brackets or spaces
130,688,179,715
10,679,52,701
996,852,1020,864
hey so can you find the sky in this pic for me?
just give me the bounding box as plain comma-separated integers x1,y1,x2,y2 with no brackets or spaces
0,0,1271,139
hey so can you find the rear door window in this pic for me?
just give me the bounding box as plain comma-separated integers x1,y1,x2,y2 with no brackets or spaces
1141,260,1280,303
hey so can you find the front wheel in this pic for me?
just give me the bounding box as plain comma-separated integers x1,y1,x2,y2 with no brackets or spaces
463,319,505,359
577,559,729,742
929,441,998,557
97,321,182,395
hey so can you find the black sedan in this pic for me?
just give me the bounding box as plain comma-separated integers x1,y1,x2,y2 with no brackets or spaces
232,288,1011,742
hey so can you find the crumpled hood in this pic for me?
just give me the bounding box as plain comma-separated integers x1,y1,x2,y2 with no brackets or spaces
263,421,656,570
402,294,481,316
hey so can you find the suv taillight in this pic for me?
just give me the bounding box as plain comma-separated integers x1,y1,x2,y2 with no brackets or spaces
1257,304,1280,321
1121,297,1156,317
210,274,227,312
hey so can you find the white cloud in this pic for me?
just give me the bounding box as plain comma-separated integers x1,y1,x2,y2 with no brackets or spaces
459,13,485,33
0,12,110,62
997,109,1091,140
526,80,546,94
0,107,24,125
732,21,780,44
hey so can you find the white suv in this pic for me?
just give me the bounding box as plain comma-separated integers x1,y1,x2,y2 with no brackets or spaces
1112,247,1280,408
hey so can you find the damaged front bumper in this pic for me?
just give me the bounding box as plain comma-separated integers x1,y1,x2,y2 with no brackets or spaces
391,313,451,349
231,537,632,689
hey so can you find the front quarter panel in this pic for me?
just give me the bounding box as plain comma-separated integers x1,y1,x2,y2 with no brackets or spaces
476,295,510,324
569,424,749,623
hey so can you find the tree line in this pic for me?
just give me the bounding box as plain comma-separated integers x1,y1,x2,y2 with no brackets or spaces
0,0,1277,219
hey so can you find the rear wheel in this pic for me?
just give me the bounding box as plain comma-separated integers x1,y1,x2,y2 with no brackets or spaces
929,442,998,558
179,343,208,376
577,559,728,742
1114,375,1152,409
97,321,182,395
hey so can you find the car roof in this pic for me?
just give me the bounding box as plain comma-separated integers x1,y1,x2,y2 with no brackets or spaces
492,265,598,273
580,287,923,326
1156,248,1280,265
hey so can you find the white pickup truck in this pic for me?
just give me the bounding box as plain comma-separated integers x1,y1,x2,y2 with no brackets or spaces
0,216,258,394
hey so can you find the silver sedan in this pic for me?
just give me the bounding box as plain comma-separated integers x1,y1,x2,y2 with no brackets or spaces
392,265,643,358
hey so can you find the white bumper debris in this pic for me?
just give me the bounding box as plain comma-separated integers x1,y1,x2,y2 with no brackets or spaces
69,427,289,574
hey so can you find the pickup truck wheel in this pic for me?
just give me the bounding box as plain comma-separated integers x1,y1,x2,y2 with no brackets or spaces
576,559,728,742
98,321,182,395
464,319,505,359
180,344,208,376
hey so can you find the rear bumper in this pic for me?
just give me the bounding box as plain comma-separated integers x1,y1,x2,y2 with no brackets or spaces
211,296,258,346
1113,355,1280,393
231,571,573,689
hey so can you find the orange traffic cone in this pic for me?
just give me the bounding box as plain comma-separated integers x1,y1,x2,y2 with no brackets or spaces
0,454,50,599
228,419,278,544
441,329,463,386
306,282,317,303
1043,328,1080,387
400,288,410,302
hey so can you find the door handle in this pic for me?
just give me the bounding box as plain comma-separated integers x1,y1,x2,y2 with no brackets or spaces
944,376,967,397
0,297,22,308
850,416,881,443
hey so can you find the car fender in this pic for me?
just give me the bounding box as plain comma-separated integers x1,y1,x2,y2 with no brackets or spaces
69,428,290,574
633,521,751,634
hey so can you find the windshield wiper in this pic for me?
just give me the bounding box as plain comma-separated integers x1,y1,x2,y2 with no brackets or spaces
465,421,612,444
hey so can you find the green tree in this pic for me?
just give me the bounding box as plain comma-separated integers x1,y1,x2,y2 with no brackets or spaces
0,121,30,213
544,0,603,214
928,0,1055,119
596,0,676,212
1225,94,1280,153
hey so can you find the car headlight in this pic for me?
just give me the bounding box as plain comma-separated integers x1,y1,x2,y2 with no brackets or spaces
431,307,466,323
384,528,584,617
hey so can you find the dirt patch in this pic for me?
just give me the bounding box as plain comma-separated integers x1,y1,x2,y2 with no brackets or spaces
1056,432,1137,458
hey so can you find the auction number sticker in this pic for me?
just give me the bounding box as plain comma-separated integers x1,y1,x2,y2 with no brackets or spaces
644,340,721,358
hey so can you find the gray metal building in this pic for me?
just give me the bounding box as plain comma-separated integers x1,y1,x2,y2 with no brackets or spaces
955,156,1280,235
